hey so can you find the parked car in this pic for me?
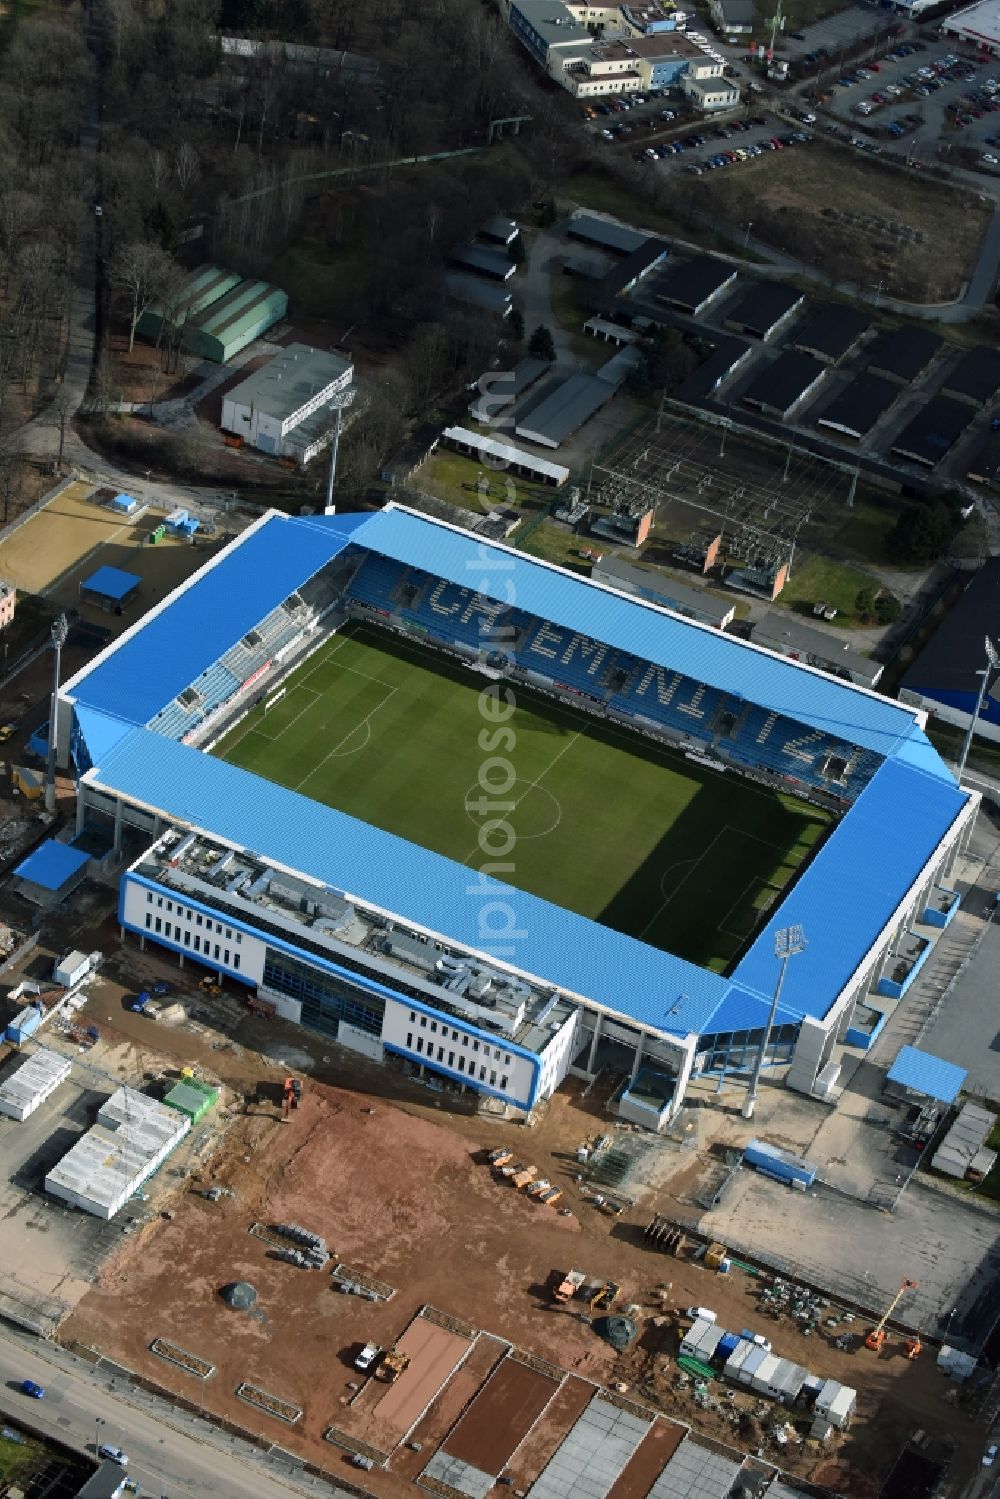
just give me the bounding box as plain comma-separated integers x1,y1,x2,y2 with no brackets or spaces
98,1444,129,1468
984,1445,998,1468
355,1342,381,1372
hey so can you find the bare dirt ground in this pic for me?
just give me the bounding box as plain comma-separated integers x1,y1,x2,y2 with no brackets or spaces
0,483,225,607
52,958,985,1496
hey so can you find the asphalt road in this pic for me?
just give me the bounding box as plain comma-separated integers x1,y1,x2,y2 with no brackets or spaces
0,1325,340,1498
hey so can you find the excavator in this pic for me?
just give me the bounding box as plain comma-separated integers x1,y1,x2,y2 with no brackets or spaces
865,1277,919,1354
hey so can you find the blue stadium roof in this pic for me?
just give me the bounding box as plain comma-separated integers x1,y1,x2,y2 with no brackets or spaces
14,840,89,891
86,726,739,1037
66,513,367,726
731,759,968,1020
886,1044,966,1104
81,565,141,602
352,507,934,764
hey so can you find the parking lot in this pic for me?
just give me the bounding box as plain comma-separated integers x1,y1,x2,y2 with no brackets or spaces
820,32,1000,174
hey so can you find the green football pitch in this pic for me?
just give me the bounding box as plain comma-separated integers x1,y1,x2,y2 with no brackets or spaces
213,622,831,972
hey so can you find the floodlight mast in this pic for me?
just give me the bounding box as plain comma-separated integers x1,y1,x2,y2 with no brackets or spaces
956,635,1000,782
742,923,807,1120
323,386,356,515
44,612,69,813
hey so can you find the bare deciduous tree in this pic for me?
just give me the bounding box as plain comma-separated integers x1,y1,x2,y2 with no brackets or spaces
111,240,175,353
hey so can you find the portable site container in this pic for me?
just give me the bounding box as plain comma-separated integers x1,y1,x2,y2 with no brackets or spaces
750,1352,783,1396
815,1379,856,1429
0,1047,71,1120
680,1317,717,1358
736,1344,770,1387
724,1340,754,1381
744,1138,818,1188
717,1331,740,1359
6,1004,42,1044
769,1358,809,1404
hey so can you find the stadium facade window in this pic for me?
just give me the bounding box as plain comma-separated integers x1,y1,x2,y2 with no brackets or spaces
155,917,161,933
431,1021,437,1033
262,948,383,1038
500,1075,508,1090
406,1033,413,1048
410,1012,415,1024
157,897,163,908
490,1071,497,1086
233,955,240,970
420,1015,427,1027
448,1051,455,1067
196,914,202,927
145,914,151,929
458,1056,466,1072
504,1053,511,1066
194,936,200,951
416,1037,423,1053
224,950,230,965
184,931,191,947
236,932,241,945
147,892,152,904
473,1040,480,1053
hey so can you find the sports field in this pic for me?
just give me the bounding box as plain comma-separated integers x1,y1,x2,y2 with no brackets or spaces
213,623,831,971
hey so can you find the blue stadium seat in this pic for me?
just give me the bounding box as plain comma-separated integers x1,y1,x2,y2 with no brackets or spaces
338,548,886,802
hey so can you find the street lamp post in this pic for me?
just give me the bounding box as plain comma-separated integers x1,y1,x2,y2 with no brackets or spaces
744,220,754,249
44,612,68,813
94,1414,105,1457
743,923,807,1120
957,635,1000,782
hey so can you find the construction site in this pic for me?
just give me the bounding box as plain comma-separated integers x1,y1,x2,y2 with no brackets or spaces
45,979,990,1499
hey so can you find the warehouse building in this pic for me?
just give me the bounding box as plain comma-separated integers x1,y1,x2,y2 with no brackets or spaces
899,559,1000,742
441,426,570,486
890,397,972,468
866,326,942,384
79,566,141,614
682,73,740,109
599,237,669,300
942,0,1000,54
815,374,899,442
675,334,752,403
966,430,1000,488
221,343,354,465
514,373,617,448
752,612,883,688
135,264,241,344
792,306,870,366
185,278,288,363
446,274,513,318
479,215,519,245
469,357,548,423
566,213,649,256
449,243,516,282
591,554,736,628
0,1048,72,1121
941,345,1000,407
709,0,754,33
45,1086,190,1219
741,351,827,419
657,256,738,315
723,283,805,340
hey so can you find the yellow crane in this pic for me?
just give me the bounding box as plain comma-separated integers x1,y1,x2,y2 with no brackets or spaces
865,1277,918,1353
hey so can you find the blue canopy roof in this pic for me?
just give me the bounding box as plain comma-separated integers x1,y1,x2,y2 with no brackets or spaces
81,565,141,602
354,507,931,764
14,840,89,891
732,759,968,1021
87,726,737,1038
67,513,367,726
886,1044,966,1104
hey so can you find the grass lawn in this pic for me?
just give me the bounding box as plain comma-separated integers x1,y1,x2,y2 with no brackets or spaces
214,623,830,971
688,145,990,303
776,553,883,628
807,500,923,574
412,447,554,516
517,521,589,573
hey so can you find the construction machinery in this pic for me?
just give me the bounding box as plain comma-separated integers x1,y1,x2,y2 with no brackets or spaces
375,1347,411,1384
199,976,222,998
903,1334,922,1360
282,1077,303,1118
590,1280,621,1312
552,1268,586,1304
511,1165,538,1189
488,1146,514,1168
865,1277,918,1353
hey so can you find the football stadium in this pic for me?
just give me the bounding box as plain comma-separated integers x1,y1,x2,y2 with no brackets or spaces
56,503,976,1124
